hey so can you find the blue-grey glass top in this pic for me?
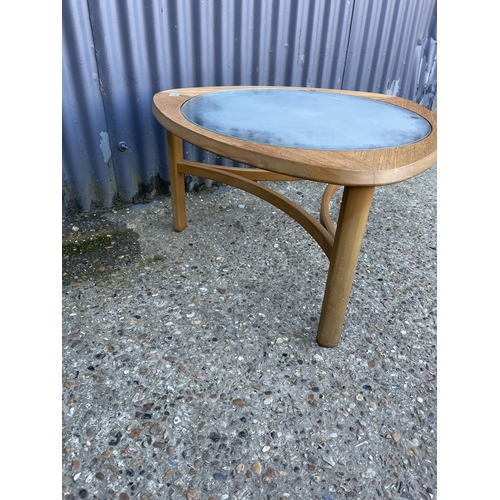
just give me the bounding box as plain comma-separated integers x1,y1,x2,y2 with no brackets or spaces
181,89,431,150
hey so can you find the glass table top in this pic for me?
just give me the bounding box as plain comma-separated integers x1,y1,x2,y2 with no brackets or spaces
180,88,431,151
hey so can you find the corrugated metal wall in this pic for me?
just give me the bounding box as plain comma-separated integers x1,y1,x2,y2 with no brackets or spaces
62,0,437,214
342,0,437,106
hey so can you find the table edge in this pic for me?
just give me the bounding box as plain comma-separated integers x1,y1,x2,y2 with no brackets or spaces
152,86,437,186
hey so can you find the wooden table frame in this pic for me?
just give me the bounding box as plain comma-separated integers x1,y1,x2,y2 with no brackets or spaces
153,86,437,347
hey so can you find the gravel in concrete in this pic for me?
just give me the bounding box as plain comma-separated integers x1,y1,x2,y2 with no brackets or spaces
62,164,437,500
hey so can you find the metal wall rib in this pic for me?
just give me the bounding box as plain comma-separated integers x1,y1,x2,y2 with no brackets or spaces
62,0,118,213
342,0,437,104
62,0,437,214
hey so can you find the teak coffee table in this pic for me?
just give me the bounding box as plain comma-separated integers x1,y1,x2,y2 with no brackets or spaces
152,86,437,347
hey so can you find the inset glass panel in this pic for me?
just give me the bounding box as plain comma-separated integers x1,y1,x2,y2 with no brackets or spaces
181,89,431,150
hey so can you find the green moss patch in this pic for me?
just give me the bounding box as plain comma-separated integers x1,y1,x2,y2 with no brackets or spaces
62,212,141,286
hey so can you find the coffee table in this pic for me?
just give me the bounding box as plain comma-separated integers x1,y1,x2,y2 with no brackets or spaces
152,86,437,347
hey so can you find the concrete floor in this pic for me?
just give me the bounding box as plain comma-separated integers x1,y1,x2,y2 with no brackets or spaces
62,160,437,499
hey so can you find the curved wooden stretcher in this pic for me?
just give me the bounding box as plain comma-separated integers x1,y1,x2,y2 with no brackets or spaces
153,86,437,347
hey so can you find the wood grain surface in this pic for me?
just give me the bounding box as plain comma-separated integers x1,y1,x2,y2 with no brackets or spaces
153,86,437,187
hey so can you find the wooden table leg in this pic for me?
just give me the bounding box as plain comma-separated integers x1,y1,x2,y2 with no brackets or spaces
316,186,375,347
167,131,187,232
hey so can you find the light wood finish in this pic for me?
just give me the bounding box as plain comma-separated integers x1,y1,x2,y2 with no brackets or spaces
153,86,437,348
153,86,437,187
320,184,341,238
177,160,300,181
177,161,334,257
167,131,186,232
316,186,375,347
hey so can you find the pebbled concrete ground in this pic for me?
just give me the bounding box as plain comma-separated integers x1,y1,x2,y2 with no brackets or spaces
62,160,437,500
